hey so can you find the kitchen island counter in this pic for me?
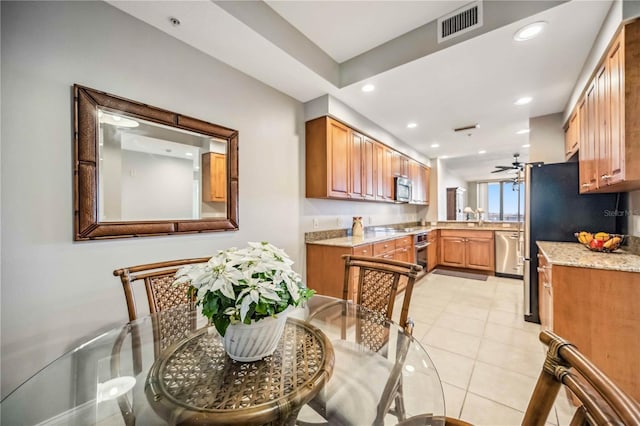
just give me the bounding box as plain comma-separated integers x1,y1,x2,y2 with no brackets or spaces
537,241,640,273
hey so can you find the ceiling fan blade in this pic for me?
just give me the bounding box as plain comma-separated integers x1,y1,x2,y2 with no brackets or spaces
491,169,508,173
493,166,512,169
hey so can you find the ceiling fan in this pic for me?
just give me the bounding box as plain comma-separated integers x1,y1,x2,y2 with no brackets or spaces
491,153,524,174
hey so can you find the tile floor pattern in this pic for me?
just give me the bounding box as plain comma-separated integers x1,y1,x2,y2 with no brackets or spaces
392,272,578,426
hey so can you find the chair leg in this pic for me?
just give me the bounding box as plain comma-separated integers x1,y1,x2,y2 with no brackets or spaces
394,381,407,421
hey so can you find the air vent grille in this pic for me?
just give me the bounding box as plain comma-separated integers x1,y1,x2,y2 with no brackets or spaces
437,1,483,43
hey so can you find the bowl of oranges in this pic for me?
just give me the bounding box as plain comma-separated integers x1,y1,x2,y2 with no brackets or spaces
575,231,624,252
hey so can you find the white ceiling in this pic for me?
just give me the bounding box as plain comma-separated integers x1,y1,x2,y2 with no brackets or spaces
265,0,468,62
108,0,613,182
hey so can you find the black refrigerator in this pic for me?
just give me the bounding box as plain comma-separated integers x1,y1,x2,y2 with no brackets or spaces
523,161,627,323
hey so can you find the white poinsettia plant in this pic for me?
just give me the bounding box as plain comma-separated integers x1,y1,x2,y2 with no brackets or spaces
174,242,314,337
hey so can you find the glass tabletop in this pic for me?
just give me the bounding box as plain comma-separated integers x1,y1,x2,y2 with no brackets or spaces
1,296,445,425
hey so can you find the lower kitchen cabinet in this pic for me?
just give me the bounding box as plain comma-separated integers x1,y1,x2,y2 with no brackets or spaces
306,235,414,301
438,230,494,272
427,230,438,272
537,253,553,331
537,257,640,401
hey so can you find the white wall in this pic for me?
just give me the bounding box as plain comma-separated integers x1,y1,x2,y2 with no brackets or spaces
120,150,194,220
0,0,305,398
528,113,565,164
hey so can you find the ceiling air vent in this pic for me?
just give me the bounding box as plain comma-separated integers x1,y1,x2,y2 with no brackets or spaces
437,1,483,43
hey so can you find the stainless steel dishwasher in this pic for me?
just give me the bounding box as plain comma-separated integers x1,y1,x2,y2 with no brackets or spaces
495,230,524,278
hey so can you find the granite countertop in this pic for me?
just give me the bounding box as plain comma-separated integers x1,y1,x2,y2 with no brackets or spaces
306,227,434,247
307,224,520,248
537,241,640,273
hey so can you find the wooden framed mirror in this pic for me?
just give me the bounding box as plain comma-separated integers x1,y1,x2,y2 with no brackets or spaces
73,85,239,240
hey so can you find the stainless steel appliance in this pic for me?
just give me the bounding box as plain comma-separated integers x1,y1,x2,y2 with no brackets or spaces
495,230,523,278
394,177,412,202
413,231,429,274
523,162,625,323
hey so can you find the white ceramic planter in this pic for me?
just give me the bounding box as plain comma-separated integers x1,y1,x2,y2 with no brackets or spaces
222,306,293,362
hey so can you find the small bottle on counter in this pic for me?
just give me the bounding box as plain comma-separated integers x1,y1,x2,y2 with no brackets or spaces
352,216,364,238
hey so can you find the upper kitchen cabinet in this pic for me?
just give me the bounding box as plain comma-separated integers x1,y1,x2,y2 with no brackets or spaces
574,20,640,193
409,160,431,205
392,151,409,178
202,152,227,202
564,109,579,160
374,142,394,201
306,117,350,199
306,115,430,203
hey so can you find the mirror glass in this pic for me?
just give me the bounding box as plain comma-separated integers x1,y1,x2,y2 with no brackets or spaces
97,108,227,222
74,84,238,241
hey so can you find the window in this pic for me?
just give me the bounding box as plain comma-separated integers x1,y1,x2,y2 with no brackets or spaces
477,180,524,222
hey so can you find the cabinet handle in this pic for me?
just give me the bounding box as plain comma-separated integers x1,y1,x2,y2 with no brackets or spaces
601,174,611,180
362,250,367,254
537,267,546,272
581,183,592,188
543,282,551,288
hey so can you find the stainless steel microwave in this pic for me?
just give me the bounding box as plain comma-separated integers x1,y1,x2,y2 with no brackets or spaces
394,177,412,202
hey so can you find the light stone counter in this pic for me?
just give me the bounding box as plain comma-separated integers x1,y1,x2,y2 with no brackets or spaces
537,241,640,273
306,227,434,247
306,224,520,248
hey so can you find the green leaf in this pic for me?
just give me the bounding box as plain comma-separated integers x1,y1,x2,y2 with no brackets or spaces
213,316,230,337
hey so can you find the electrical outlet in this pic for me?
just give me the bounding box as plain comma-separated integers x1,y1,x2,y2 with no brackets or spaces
368,216,372,225
313,218,319,229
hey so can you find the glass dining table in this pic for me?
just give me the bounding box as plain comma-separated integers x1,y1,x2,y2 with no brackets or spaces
1,296,445,425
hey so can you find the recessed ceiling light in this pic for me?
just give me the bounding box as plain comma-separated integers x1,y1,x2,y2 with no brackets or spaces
514,96,532,106
514,21,547,42
440,155,449,159
516,129,530,134
185,152,193,157
407,122,417,128
431,143,440,148
478,150,487,154
362,84,375,92
522,144,531,148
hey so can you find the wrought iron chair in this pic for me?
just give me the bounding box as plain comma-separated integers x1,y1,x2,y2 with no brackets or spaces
522,330,640,425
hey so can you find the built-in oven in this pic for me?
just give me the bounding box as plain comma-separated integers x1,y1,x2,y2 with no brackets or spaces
414,232,429,274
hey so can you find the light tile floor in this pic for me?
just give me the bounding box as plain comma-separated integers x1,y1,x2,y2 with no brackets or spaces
393,272,577,426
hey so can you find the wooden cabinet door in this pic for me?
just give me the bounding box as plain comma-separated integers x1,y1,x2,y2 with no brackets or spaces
596,64,609,189
427,239,437,272
374,144,393,201
466,237,494,271
424,166,431,205
565,112,579,160
607,32,625,186
362,137,375,200
328,119,350,198
384,148,393,200
202,152,226,202
374,143,385,200
537,254,553,331
578,98,590,193
440,237,465,267
349,131,364,199
394,246,411,263
585,80,598,191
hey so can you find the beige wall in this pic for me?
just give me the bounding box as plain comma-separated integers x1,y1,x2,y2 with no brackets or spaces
528,113,565,165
